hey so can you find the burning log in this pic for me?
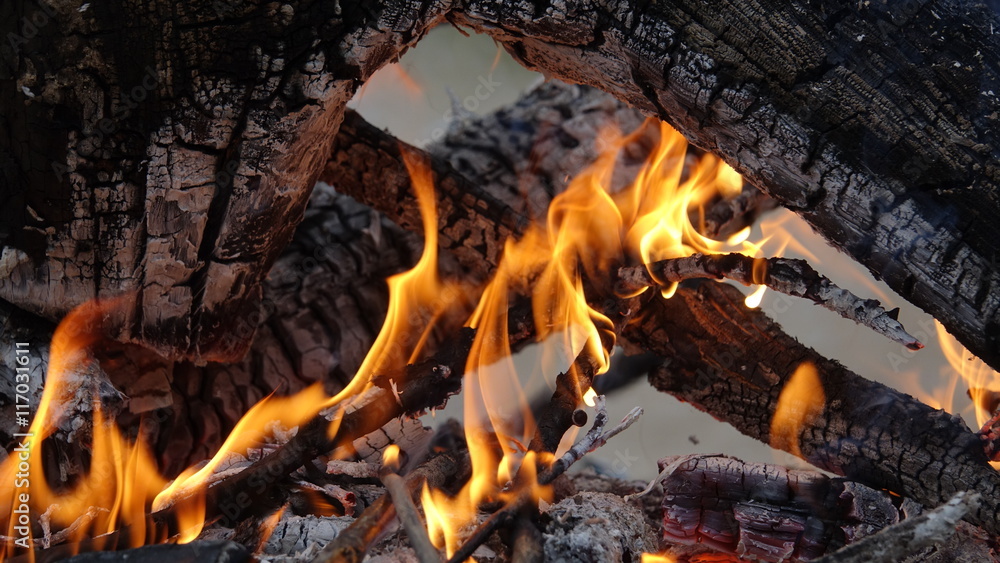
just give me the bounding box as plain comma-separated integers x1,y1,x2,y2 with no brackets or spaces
449,0,1000,372
629,282,1000,535
4,4,999,558
324,97,1000,553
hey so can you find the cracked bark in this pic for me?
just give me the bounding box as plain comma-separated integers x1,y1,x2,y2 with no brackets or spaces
11,0,992,374
0,0,450,362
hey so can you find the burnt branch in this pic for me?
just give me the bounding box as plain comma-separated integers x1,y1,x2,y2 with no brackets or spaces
618,253,923,349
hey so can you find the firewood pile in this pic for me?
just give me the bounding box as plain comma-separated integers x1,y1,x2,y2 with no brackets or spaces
2,1,1000,562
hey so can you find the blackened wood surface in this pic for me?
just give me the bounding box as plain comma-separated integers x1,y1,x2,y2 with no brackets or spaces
451,0,1000,371
632,282,1000,535
0,1,447,362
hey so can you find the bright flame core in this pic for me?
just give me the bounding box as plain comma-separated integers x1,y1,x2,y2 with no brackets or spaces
770,362,825,458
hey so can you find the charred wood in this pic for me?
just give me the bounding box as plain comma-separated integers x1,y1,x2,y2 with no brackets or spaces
631,282,1000,535
618,253,922,349
450,0,1000,372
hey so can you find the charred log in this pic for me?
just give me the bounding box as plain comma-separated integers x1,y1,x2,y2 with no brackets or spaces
450,0,1000,372
630,282,1000,535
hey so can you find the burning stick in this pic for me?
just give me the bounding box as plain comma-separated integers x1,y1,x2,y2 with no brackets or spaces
379,445,442,563
444,396,642,563
617,253,923,349
311,437,469,563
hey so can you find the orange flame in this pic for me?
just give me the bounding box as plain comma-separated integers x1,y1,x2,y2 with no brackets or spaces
641,553,677,563
4,118,770,557
770,362,825,457
255,504,287,554
0,299,170,557
421,119,764,553
935,321,1000,429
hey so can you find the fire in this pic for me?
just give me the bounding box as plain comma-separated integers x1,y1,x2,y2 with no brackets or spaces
935,321,1000,429
770,362,825,458
326,149,461,419
419,119,769,554
641,553,676,563
153,384,329,540
4,117,775,557
0,299,170,558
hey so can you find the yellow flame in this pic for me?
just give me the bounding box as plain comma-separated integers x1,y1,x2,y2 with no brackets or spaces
936,321,1000,428
770,362,825,457
382,444,402,468
582,387,598,407
153,384,329,539
0,299,170,557
421,484,470,560
641,554,676,563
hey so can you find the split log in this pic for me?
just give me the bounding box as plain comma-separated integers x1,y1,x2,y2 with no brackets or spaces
449,0,1000,372
628,281,1000,535
0,0,448,362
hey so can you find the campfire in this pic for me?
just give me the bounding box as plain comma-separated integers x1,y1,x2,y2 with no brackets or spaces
2,2,999,562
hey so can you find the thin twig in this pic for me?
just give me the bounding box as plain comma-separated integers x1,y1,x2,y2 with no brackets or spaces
382,470,442,563
444,396,642,563
312,447,468,563
617,253,923,349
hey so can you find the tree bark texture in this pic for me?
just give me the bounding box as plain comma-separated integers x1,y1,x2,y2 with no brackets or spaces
8,1,996,374
0,0,445,362
448,0,1000,371
1,184,422,474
